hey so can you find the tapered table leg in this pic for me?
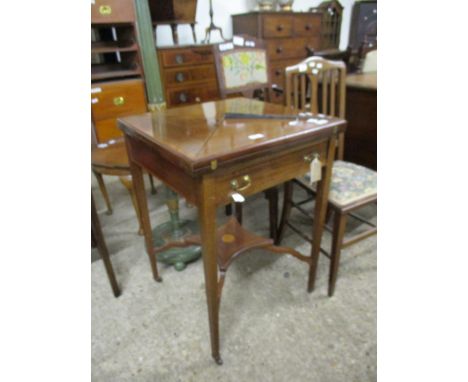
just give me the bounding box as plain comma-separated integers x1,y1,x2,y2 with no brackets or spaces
308,138,336,292
126,154,161,282
198,176,222,365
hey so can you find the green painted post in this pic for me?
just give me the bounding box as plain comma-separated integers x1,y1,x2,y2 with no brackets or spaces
133,0,201,271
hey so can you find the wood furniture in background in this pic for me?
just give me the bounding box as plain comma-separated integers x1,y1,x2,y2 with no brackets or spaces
119,97,345,364
232,11,324,104
277,57,377,296
92,193,121,297
310,0,344,50
148,0,198,44
91,0,148,142
348,0,377,53
157,44,220,108
344,72,376,170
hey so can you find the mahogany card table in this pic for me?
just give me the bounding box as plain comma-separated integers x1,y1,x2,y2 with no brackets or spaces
118,97,346,364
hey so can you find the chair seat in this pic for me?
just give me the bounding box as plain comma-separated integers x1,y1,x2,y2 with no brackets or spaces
91,138,129,171
306,160,377,207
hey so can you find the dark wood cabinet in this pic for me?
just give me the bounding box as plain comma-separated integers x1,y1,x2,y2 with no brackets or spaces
232,11,324,104
91,0,147,142
348,0,377,51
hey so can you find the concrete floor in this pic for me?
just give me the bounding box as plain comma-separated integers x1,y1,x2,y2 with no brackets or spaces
92,176,377,381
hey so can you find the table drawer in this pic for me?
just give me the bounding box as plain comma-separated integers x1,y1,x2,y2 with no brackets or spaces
166,83,219,107
267,38,319,60
293,15,322,37
262,15,293,38
91,0,135,24
159,47,214,68
91,79,147,122
213,140,328,206
163,65,217,87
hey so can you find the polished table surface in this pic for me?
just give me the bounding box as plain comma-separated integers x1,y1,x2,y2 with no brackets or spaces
120,98,345,174
346,72,377,90
119,98,346,364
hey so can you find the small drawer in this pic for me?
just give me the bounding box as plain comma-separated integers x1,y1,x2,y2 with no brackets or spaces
159,47,214,68
166,83,219,107
91,0,135,24
163,65,217,87
293,15,322,37
91,79,147,122
262,15,292,38
267,38,311,60
213,141,328,206
269,59,302,87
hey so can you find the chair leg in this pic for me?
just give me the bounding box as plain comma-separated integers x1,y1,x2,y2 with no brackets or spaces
225,204,233,216
265,187,278,241
119,176,144,236
235,203,243,225
93,171,113,215
148,174,157,195
328,211,347,297
276,181,294,245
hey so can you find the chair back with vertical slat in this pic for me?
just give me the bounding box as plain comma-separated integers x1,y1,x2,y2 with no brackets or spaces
285,56,347,159
213,36,271,100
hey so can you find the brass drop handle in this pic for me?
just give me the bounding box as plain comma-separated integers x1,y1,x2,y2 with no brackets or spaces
304,153,319,162
179,92,188,103
99,5,112,15
230,175,251,192
276,46,283,54
175,54,184,64
305,24,311,31
113,96,125,106
275,69,281,76
276,24,283,31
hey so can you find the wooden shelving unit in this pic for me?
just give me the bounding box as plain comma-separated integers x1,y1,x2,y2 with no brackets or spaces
91,0,147,143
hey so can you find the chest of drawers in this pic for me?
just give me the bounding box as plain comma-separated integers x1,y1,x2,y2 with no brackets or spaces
232,11,324,104
157,45,220,108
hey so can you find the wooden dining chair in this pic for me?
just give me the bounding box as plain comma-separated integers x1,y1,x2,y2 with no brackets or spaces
277,56,377,296
212,36,281,238
92,137,157,235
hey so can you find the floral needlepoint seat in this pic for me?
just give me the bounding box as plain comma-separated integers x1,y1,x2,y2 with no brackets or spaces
306,160,377,206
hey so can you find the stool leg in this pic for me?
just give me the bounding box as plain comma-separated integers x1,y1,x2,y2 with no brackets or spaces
93,171,112,215
328,211,347,297
92,194,120,297
119,176,144,236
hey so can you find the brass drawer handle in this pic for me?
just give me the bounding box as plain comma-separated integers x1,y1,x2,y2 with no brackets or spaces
99,5,112,15
175,54,184,64
230,175,251,192
178,92,188,103
276,24,283,31
113,96,125,106
276,46,283,54
305,24,311,31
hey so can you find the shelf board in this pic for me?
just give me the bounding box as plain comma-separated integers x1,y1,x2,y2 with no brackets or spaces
91,64,140,81
91,41,138,54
